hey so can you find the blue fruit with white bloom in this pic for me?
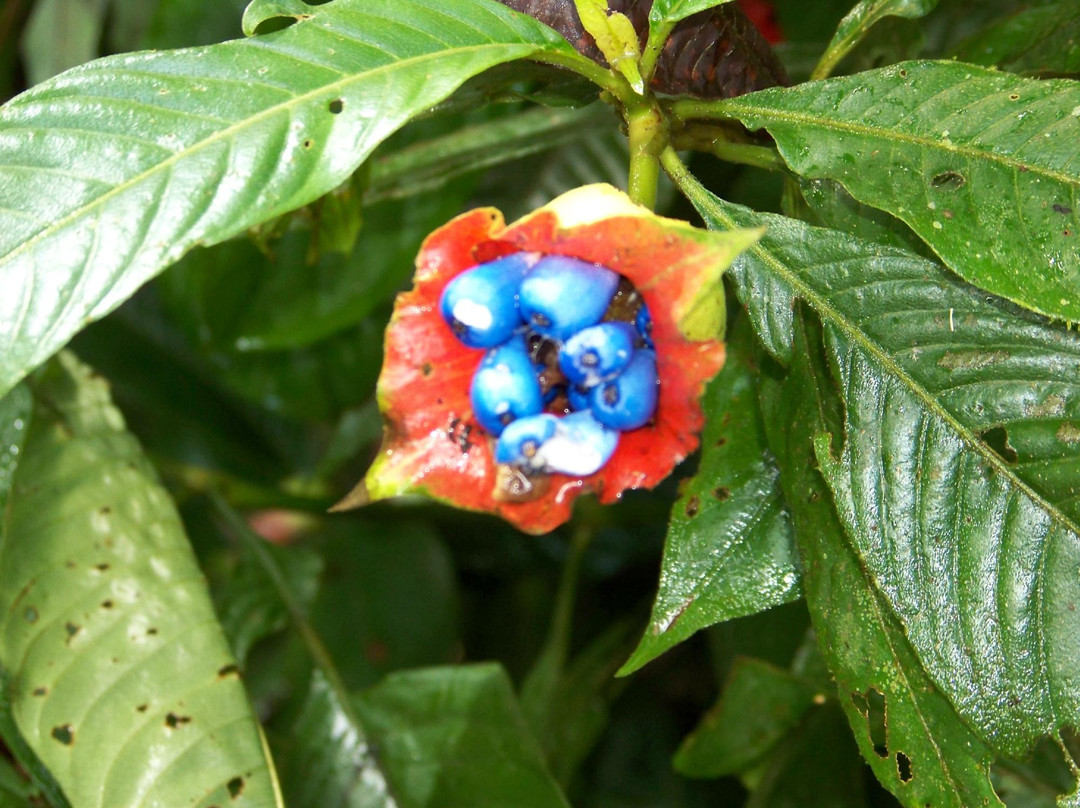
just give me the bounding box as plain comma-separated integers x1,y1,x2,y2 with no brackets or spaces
518,256,619,340
590,349,658,430
635,305,654,349
471,336,544,435
559,322,637,387
496,411,619,477
440,253,536,348
495,413,559,471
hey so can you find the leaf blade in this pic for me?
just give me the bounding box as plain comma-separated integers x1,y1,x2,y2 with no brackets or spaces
0,353,281,808
672,165,1080,761
702,60,1080,323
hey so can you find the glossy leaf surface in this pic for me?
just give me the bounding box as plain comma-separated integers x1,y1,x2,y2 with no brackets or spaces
0,353,280,808
691,184,1080,757
648,0,734,28
708,61,1080,323
620,320,800,675
757,314,1003,807
280,672,395,808
0,0,589,399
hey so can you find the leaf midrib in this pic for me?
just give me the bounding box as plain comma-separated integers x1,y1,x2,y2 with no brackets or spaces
0,41,548,274
701,195,1080,545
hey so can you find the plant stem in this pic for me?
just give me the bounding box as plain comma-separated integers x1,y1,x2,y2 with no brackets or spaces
709,140,788,172
520,524,594,733
626,103,665,209
638,20,674,88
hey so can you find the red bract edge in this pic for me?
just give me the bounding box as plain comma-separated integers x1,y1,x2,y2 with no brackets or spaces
338,185,751,535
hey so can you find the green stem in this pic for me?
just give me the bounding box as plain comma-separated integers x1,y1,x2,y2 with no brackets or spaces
638,20,674,88
209,491,359,728
520,524,594,732
626,103,665,209
708,140,788,172
810,33,856,81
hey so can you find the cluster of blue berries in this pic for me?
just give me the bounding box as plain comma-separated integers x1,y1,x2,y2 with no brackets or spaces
439,252,658,478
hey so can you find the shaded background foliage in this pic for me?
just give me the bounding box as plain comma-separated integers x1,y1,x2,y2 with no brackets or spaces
1,0,1079,806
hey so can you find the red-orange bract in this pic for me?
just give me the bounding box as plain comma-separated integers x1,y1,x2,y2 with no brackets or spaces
335,185,761,534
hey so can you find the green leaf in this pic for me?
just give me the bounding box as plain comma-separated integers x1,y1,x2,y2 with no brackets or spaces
0,0,594,399
673,658,821,778
792,177,929,255
814,0,939,79
756,313,1003,807
355,663,570,808
277,670,394,808
619,319,800,676
699,61,1080,323
0,353,280,808
689,182,1080,758
307,519,460,690
0,752,36,808
0,385,31,514
952,3,1080,77
648,0,734,28
741,703,868,808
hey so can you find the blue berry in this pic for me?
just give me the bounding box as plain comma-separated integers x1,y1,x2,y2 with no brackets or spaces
495,413,559,471
518,256,619,340
558,322,637,387
440,253,535,348
635,305,654,349
470,335,544,436
589,349,658,430
496,411,619,476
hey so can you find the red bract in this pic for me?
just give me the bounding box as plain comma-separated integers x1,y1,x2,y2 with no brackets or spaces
336,185,761,534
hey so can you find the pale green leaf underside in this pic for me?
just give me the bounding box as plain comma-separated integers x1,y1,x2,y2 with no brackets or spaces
712,61,1080,323
0,353,279,808
0,0,582,399
692,188,1080,756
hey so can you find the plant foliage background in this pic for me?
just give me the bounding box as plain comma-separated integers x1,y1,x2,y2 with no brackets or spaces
1,0,1080,806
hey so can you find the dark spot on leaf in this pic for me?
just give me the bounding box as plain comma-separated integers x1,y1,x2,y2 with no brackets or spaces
24,606,38,624
1065,230,1073,237
981,426,1018,463
715,436,727,447
227,777,245,799
898,68,907,77
147,627,158,636
95,562,110,572
99,506,111,515
65,622,81,641
328,98,344,114
51,725,74,745
218,664,241,679
1009,93,1020,100
931,171,965,190
136,704,148,712
32,687,47,697
713,486,730,501
897,752,913,782
1054,204,1073,215
165,713,192,729
65,560,77,569
101,600,114,609
685,496,700,517
302,139,313,149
